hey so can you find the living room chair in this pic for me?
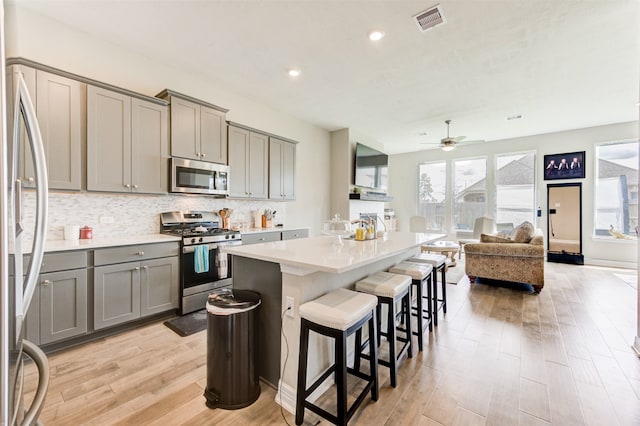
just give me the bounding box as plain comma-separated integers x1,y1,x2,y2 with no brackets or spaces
458,216,495,259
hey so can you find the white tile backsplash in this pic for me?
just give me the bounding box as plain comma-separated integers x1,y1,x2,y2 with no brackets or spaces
21,191,286,241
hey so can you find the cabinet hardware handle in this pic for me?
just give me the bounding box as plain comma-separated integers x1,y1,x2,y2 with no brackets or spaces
133,184,138,189
42,280,51,286
135,266,140,271
259,237,265,241
125,184,131,188
197,152,201,157
137,251,145,256
28,177,34,183
142,266,148,270
201,153,206,158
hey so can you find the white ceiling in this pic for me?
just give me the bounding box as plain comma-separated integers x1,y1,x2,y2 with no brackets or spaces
10,0,640,154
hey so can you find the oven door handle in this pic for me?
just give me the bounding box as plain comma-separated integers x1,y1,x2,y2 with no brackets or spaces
182,244,216,254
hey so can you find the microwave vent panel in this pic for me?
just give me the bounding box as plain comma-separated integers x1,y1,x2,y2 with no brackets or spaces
413,4,446,32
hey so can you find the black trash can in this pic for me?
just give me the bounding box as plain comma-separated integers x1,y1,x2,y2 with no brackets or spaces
204,288,261,410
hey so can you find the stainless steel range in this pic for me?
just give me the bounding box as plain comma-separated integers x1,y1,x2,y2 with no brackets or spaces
160,211,242,315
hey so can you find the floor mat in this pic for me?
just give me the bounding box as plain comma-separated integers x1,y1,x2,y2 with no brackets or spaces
164,309,207,337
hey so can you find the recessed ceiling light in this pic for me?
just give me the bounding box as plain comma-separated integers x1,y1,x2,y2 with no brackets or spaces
288,69,301,78
418,132,428,136
368,30,385,41
506,114,523,121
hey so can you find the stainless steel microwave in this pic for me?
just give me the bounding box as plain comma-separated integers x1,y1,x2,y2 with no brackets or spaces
171,157,229,196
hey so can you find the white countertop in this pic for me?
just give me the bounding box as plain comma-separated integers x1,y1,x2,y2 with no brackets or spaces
226,232,445,274
239,226,310,235
33,234,181,254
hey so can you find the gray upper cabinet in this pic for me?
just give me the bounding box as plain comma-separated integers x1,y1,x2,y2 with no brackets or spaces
7,65,84,190
269,138,296,200
131,98,169,194
87,85,168,194
157,90,228,164
228,125,268,199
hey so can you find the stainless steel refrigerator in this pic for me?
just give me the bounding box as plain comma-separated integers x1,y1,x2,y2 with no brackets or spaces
1,2,50,424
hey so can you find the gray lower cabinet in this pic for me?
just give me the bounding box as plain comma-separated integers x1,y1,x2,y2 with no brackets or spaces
281,229,309,240
242,231,281,245
94,243,179,330
87,85,168,194
38,269,88,345
24,251,88,345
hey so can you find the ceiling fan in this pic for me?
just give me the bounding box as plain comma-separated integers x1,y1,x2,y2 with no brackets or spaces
421,119,483,151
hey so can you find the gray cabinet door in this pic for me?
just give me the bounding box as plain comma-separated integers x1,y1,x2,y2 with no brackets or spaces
200,106,227,164
281,229,308,240
39,269,88,345
7,65,37,188
228,126,250,198
269,138,284,200
94,262,141,330
87,86,132,192
270,138,296,200
170,97,200,160
242,231,281,245
248,132,269,199
131,98,168,194
36,70,84,190
282,141,296,200
140,257,179,316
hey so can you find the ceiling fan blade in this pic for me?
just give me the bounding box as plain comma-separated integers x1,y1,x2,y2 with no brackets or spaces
454,136,466,142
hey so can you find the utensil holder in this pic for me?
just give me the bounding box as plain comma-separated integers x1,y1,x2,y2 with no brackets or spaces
261,215,272,228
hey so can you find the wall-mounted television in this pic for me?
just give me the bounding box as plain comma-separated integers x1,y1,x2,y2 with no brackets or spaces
354,142,388,193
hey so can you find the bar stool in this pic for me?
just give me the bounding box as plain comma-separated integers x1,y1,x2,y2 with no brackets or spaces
296,288,379,426
388,262,433,352
408,253,447,326
355,271,412,388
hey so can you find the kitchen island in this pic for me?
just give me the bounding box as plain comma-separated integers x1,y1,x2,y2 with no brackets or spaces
227,231,444,412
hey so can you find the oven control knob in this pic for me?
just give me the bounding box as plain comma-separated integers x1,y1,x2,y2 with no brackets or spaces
199,237,203,243
191,238,196,244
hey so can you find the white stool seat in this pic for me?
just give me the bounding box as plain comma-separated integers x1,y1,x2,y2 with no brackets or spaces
299,288,378,331
356,272,411,298
389,262,432,281
409,253,446,268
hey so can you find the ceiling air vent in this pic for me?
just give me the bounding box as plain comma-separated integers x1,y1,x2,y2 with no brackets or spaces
413,4,446,32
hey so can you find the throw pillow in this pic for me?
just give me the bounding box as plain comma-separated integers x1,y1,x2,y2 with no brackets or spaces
480,233,513,243
510,221,535,243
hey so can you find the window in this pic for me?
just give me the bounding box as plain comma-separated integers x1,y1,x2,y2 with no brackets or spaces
496,152,536,230
594,141,639,238
452,158,486,234
418,161,446,231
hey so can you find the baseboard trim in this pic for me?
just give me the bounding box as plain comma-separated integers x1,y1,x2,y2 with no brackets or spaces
583,258,637,269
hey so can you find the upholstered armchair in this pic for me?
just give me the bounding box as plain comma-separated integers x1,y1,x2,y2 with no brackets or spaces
464,222,545,293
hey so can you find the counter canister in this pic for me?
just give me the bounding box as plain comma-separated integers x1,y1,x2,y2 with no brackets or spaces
204,288,261,409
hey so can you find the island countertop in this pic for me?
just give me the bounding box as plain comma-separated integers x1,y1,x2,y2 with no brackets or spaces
226,231,445,274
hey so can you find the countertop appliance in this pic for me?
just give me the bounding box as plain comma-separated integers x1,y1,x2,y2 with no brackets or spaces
1,7,50,424
160,211,241,315
170,157,229,196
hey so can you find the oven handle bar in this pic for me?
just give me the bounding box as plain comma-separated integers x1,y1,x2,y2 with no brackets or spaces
182,241,242,254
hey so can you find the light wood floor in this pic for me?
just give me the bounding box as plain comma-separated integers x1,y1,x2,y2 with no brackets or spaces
24,262,640,425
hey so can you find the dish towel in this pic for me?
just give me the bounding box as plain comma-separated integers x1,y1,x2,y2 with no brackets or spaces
194,245,209,273
217,248,228,279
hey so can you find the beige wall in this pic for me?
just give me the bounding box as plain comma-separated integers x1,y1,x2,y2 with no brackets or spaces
389,121,639,267
5,5,331,235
